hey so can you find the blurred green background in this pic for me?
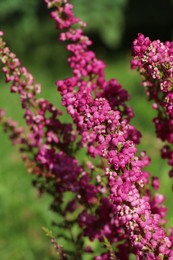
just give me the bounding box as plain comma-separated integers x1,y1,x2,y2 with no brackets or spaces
0,0,173,259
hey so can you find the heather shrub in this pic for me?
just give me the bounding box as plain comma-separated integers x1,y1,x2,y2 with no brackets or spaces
0,0,173,259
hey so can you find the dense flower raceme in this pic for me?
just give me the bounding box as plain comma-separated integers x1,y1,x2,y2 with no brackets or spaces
0,32,134,260
45,0,173,259
131,33,173,177
0,28,144,258
0,33,128,258
0,1,173,259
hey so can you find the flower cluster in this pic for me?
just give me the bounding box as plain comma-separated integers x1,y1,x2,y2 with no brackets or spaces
0,31,133,258
131,33,173,177
0,1,173,259
0,31,112,258
46,0,173,258
0,18,132,259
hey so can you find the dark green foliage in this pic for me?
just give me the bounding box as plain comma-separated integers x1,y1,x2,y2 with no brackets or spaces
73,0,127,48
0,0,40,52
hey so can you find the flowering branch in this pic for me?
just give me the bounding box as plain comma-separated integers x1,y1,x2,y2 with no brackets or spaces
0,1,173,259
46,0,173,258
131,33,173,177
0,28,129,258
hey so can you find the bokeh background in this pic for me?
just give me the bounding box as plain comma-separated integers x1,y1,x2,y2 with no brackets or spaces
0,0,173,259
